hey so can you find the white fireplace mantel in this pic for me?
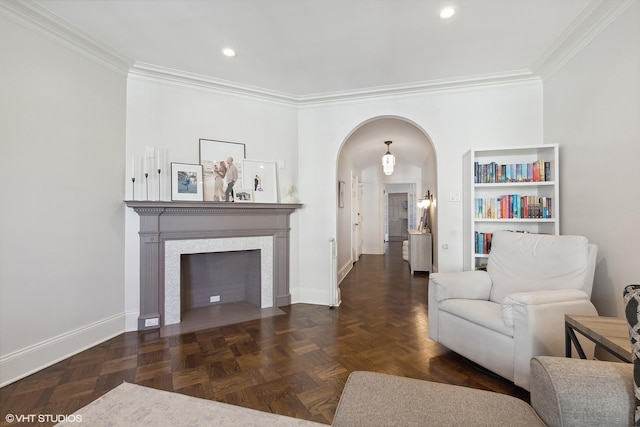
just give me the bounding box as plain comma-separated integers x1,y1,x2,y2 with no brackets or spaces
125,201,301,330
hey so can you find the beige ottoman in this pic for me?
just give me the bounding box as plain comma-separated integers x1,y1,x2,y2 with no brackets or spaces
332,371,544,427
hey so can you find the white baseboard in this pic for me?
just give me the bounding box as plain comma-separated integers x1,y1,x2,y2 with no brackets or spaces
362,245,384,254
125,310,140,332
0,312,125,387
292,288,330,306
338,260,352,284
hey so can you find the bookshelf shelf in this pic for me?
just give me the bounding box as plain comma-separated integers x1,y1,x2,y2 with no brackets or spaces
463,144,560,270
474,181,556,188
475,218,556,223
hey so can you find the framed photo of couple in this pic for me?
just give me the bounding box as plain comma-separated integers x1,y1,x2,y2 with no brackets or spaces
199,139,246,202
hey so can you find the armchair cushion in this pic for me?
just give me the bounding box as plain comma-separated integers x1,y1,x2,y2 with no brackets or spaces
440,299,513,337
488,232,590,303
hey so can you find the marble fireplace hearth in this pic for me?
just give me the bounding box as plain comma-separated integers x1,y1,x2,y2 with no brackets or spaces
126,201,301,330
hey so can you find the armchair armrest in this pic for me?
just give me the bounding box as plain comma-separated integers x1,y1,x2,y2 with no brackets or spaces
503,290,598,389
429,271,492,302
428,271,492,342
502,289,591,327
530,356,633,427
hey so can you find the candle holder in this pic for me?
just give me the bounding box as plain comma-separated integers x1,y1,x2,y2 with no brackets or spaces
145,172,149,201
131,177,135,200
157,168,161,201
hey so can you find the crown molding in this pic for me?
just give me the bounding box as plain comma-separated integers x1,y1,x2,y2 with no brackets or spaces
0,0,131,75
532,0,635,82
295,71,541,106
129,63,300,106
131,62,541,107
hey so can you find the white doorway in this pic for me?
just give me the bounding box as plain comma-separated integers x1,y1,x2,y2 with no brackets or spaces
351,173,362,262
387,193,408,242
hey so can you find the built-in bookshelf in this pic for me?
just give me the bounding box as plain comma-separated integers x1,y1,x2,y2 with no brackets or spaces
462,144,559,270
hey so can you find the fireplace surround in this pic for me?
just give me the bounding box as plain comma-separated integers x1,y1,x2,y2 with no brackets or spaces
126,201,301,330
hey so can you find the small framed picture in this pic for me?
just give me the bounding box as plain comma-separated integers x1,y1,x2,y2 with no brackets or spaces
234,188,254,203
171,163,204,201
242,159,278,203
338,180,345,208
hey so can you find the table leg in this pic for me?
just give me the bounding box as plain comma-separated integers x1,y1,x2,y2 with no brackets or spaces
565,324,587,359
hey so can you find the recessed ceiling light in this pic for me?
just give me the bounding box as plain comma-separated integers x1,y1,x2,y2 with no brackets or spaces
439,7,456,19
222,47,236,57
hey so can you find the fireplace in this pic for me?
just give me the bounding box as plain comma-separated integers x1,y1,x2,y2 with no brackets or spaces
126,201,301,330
165,236,273,325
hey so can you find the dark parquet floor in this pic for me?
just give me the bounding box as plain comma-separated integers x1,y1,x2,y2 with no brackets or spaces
0,242,528,426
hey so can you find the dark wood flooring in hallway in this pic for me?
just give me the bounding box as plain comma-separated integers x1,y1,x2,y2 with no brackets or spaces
0,242,528,426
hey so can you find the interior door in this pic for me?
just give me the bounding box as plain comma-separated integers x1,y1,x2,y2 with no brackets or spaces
387,193,407,242
356,180,362,259
351,174,362,262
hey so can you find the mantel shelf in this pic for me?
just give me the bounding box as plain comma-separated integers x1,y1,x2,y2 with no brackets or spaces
125,200,302,211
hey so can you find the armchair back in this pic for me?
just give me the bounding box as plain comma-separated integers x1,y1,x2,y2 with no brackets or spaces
487,231,596,303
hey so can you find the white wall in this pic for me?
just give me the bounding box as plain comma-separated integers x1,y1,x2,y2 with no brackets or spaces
543,3,640,317
298,83,543,305
124,77,300,328
336,147,357,275
0,15,127,385
421,152,438,271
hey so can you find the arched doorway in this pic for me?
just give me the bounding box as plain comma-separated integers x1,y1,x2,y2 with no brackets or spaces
334,116,438,303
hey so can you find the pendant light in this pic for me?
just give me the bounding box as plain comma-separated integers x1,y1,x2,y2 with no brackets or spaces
382,141,395,175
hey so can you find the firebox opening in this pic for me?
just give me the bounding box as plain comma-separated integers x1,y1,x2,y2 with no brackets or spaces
180,250,261,316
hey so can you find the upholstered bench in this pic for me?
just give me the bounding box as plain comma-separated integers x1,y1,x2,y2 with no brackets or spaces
334,357,632,426
333,370,545,426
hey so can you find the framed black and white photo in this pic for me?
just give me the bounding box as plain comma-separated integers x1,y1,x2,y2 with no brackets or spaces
171,163,203,201
199,139,246,202
242,159,278,203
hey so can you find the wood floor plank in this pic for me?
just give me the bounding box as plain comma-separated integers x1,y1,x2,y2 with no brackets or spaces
0,242,529,426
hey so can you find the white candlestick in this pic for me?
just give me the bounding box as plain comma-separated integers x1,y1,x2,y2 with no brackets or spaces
156,148,162,171
144,156,148,175
131,156,136,179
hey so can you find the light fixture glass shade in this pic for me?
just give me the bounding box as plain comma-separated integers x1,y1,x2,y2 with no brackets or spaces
382,153,395,175
417,198,431,208
382,140,395,175
417,191,433,208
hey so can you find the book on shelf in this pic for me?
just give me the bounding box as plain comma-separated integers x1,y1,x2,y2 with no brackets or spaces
475,232,493,255
474,160,551,184
474,195,552,219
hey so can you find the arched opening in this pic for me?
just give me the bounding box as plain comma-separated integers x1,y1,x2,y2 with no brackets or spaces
334,116,438,301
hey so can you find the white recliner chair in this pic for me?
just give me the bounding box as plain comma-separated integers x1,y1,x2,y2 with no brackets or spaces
428,231,598,391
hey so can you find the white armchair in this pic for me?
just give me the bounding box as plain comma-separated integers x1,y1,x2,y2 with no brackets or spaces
428,231,598,391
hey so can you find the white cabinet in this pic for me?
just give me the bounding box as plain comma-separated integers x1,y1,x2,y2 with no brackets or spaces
463,144,560,270
408,230,432,274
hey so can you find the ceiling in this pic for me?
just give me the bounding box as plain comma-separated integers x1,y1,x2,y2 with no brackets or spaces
19,0,614,169
29,0,599,98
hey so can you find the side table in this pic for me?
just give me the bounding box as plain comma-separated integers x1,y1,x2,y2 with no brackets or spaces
565,314,631,363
